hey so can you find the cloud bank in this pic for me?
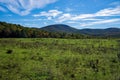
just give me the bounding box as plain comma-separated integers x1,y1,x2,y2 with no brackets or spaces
0,0,57,15
57,6,120,22
33,10,62,20
33,6,120,23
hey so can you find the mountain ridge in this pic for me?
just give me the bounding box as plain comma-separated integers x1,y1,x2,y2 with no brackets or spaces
0,21,88,38
0,21,120,38
40,24,120,37
40,24,78,33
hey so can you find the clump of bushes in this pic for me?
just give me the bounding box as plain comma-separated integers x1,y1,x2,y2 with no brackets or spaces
71,74,75,78
6,49,13,54
117,53,120,61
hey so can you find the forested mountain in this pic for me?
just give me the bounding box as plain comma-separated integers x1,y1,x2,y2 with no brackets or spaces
0,21,88,38
78,28,120,38
0,21,120,38
40,24,78,33
40,24,120,38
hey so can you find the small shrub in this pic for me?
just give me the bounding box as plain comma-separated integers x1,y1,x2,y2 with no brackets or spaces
117,53,120,61
89,59,99,72
70,74,75,78
6,49,13,54
111,58,117,63
38,57,43,61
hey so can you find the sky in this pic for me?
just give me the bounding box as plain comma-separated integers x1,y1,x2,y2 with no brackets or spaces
0,0,120,29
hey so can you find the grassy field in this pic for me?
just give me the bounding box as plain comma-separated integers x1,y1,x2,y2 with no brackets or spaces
0,38,120,80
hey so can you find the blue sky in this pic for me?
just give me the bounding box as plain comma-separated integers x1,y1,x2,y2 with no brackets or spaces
0,0,120,29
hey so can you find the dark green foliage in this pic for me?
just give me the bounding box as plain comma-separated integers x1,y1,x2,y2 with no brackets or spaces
6,49,13,54
117,53,120,61
0,21,88,39
88,59,99,72
70,74,75,78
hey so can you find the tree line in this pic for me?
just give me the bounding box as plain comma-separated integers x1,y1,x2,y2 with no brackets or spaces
0,21,90,39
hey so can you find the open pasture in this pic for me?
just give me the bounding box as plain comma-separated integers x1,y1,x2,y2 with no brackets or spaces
0,38,120,80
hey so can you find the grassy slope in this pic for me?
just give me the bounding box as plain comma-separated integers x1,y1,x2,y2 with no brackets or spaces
0,38,120,80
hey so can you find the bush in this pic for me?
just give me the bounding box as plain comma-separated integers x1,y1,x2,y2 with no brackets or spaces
117,53,120,61
6,49,13,54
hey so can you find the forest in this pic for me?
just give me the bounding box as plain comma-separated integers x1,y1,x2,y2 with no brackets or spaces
0,22,89,39
1,21,120,39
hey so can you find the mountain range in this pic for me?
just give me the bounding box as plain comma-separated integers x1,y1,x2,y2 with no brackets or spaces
41,24,78,33
0,21,120,38
40,24,120,38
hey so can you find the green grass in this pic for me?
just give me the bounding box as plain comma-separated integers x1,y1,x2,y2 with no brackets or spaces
0,38,120,80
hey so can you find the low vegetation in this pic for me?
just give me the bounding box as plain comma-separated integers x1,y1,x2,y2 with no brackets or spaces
0,38,120,80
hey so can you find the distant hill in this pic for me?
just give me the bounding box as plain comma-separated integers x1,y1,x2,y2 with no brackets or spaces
0,21,87,38
40,24,120,38
40,24,78,33
0,21,120,38
79,28,120,37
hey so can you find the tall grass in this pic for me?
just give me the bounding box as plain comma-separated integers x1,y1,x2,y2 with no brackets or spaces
0,38,120,80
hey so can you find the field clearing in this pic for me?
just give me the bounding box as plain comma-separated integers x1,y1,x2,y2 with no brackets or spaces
0,38,120,80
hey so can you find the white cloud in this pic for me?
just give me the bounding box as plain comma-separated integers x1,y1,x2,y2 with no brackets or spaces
96,6,120,16
57,13,96,22
56,6,120,23
32,6,120,27
53,6,120,27
72,6,120,21
43,22,47,25
6,4,30,16
80,19,120,27
47,17,52,20
57,13,72,22
0,6,6,12
81,18,102,21
71,14,93,20
0,0,57,16
33,10,63,19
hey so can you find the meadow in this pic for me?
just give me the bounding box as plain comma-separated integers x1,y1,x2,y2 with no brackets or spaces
0,38,120,80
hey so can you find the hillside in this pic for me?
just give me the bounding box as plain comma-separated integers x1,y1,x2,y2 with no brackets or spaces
40,24,120,38
0,21,87,38
79,28,120,37
40,24,78,33
0,21,120,38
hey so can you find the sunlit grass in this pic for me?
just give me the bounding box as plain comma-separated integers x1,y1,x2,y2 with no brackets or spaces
0,38,120,80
